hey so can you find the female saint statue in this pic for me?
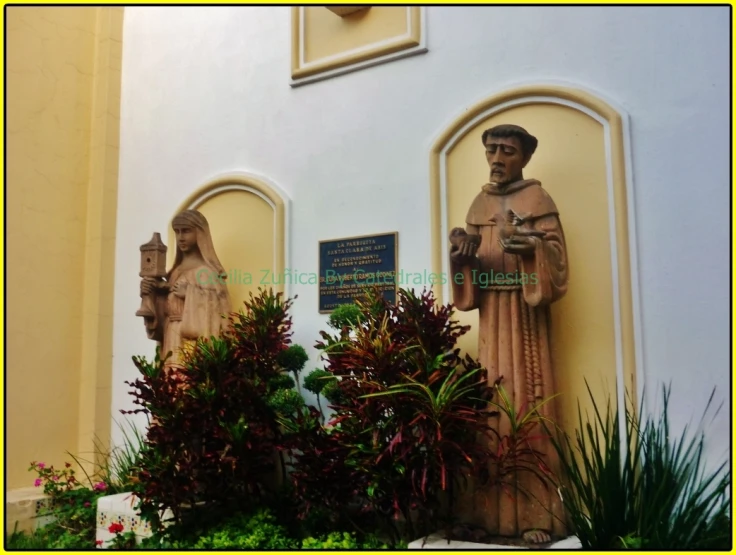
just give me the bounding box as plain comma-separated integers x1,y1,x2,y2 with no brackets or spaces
139,209,232,370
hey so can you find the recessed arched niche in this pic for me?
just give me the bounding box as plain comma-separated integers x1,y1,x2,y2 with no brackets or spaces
170,173,289,312
430,84,642,434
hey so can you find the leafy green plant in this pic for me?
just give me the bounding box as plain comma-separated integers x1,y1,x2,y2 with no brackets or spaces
549,383,731,550
189,509,297,549
360,364,494,507
487,384,559,498
328,303,363,330
7,527,51,549
617,533,643,549
18,461,109,548
64,418,145,496
6,524,99,550
301,530,390,549
123,288,301,533
29,460,81,495
303,368,336,419
268,373,296,391
277,344,309,392
284,287,495,544
267,387,305,415
140,508,298,549
102,419,146,490
321,376,344,406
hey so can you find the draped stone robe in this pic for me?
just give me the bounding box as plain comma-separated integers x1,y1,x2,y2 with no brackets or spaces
148,263,232,370
450,178,568,537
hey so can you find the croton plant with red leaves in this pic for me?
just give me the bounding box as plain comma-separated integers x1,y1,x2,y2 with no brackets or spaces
123,288,300,532
281,287,500,542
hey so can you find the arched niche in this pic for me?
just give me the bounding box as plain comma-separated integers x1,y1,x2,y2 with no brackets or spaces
429,84,643,434
170,172,289,311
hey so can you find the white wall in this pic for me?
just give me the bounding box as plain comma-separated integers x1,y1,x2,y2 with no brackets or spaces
114,6,730,466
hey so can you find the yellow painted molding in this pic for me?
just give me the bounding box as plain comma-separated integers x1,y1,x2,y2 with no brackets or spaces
325,6,371,17
291,7,301,76
291,6,425,84
174,174,287,293
429,83,638,405
77,6,124,472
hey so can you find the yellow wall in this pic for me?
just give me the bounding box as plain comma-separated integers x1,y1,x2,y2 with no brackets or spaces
6,7,123,488
443,102,623,434
196,192,277,310
168,191,279,311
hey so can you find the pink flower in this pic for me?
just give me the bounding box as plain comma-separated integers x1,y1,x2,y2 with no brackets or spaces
51,475,59,481
93,482,107,491
33,478,42,487
84,502,91,507
37,462,45,469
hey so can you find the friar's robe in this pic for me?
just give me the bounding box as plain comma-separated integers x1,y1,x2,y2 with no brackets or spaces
450,178,568,538
150,264,232,370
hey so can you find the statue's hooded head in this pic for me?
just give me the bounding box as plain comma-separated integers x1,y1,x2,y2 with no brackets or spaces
169,209,226,279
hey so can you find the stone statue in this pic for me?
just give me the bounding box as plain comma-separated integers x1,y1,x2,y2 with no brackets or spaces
449,125,568,543
138,209,232,370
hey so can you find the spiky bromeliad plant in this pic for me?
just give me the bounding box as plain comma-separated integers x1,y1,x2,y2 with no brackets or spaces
283,287,496,543
123,288,303,535
549,383,731,550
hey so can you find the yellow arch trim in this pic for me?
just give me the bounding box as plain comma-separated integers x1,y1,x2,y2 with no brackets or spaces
173,173,287,291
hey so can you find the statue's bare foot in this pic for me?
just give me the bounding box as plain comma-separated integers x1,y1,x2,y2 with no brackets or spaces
522,529,551,544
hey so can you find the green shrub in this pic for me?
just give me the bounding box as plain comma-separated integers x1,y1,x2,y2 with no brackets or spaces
7,529,49,549
550,384,731,550
284,287,495,544
7,526,88,550
191,509,297,549
124,289,300,531
65,418,145,495
303,369,336,418
277,344,309,387
327,303,362,330
301,530,389,549
303,369,334,396
321,378,344,405
268,373,296,391
267,388,305,415
17,461,109,549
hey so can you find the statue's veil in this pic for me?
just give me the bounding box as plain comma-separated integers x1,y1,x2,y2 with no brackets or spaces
168,209,227,280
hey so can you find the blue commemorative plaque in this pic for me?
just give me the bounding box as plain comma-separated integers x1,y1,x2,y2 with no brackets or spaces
318,232,398,313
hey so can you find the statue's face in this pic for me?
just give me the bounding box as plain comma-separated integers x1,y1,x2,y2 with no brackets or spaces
485,136,528,184
173,224,197,254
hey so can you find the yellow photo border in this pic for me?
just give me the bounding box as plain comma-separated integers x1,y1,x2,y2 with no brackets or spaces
2,3,733,555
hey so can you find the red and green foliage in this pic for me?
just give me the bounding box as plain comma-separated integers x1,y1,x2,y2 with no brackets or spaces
282,287,496,541
487,385,560,499
20,462,108,548
123,288,302,531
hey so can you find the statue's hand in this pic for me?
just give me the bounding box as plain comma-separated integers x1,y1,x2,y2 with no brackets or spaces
499,234,537,256
449,227,468,247
140,277,157,296
450,230,481,265
172,281,188,299
450,242,478,264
